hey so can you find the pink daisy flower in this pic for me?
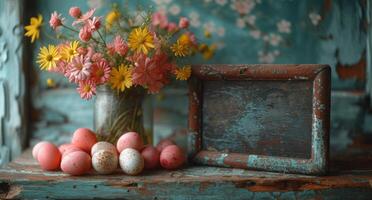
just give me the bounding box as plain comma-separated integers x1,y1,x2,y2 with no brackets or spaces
91,60,111,84
167,22,178,33
77,80,96,100
91,53,104,62
69,7,82,18
152,12,168,29
49,11,64,30
107,43,115,56
50,60,68,74
113,35,128,56
132,53,165,93
66,55,92,82
79,25,92,42
178,17,189,29
72,8,96,26
87,16,101,31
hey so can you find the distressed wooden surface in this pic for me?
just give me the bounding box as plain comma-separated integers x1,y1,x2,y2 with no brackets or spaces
189,65,330,175
203,80,313,158
1,149,372,199
0,0,27,166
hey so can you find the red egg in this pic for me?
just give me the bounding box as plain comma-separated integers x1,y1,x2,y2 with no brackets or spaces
32,141,50,159
37,143,62,171
156,139,175,152
58,143,75,154
160,145,185,170
62,146,82,158
61,151,92,176
71,128,97,153
141,145,160,169
116,132,143,153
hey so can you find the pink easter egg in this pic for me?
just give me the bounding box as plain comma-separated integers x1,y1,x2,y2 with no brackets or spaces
61,151,92,176
37,143,62,171
156,139,175,152
58,143,75,154
116,132,143,153
62,146,82,158
141,145,160,169
71,128,97,153
32,141,50,159
160,145,185,170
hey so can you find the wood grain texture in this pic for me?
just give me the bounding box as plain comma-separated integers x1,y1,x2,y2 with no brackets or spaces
189,64,330,175
0,0,26,165
202,80,313,158
1,149,372,199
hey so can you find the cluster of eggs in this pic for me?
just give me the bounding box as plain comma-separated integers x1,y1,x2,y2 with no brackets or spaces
33,128,186,175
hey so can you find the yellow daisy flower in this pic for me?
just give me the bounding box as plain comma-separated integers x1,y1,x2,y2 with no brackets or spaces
175,65,192,80
24,14,43,43
105,10,120,29
171,40,191,57
110,64,133,92
60,41,80,62
128,27,155,55
37,45,61,71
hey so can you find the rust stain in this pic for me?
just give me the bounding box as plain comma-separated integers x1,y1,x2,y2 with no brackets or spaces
336,53,366,81
322,0,332,14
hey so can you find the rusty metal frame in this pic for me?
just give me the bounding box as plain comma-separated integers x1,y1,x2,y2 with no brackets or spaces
188,64,331,175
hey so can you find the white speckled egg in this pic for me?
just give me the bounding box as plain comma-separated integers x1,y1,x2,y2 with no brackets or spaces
91,141,117,156
119,148,144,175
92,150,118,174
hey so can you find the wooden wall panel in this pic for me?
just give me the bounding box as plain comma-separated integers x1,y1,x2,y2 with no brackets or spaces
0,0,27,165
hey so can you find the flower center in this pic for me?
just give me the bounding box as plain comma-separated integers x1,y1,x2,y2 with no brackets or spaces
96,69,104,77
83,85,91,93
46,55,53,61
76,63,83,70
69,49,75,55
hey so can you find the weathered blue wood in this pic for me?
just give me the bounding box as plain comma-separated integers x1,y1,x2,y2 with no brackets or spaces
189,65,330,175
1,150,372,199
203,80,313,158
0,0,26,165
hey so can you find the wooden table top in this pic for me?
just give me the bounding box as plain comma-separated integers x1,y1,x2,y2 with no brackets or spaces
1,149,372,199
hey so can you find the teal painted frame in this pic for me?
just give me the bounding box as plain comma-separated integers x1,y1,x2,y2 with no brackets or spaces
188,64,331,175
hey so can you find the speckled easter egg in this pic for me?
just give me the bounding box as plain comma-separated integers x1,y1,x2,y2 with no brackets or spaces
32,141,50,159
37,143,61,171
61,151,92,176
71,128,97,153
156,139,175,152
91,141,117,156
160,145,185,170
92,150,118,174
119,148,144,175
116,132,143,153
58,143,75,154
141,145,160,169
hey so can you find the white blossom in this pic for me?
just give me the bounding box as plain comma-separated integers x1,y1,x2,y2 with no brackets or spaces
277,19,291,33
215,0,228,6
217,27,226,37
309,12,322,25
269,34,282,46
169,4,181,15
258,51,275,63
249,30,261,39
236,18,246,28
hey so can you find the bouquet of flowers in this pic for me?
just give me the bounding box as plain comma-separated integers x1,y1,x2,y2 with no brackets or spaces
24,4,215,143
25,4,214,99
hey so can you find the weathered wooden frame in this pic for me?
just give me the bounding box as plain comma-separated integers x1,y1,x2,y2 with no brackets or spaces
188,64,330,175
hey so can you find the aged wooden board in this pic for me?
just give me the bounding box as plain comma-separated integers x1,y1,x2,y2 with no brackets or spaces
1,149,372,199
203,80,313,159
188,64,331,175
